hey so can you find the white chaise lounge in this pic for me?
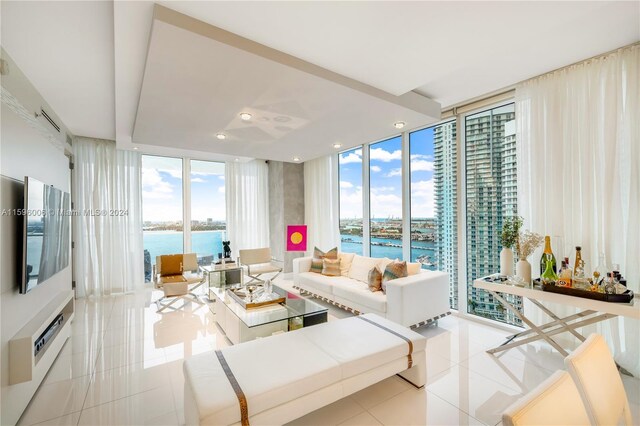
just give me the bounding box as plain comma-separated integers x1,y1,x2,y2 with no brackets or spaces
183,314,426,425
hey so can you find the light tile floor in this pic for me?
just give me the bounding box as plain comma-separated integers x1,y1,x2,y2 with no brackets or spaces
18,280,640,426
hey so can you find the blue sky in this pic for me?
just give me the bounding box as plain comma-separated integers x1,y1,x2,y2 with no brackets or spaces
339,129,435,219
142,156,225,223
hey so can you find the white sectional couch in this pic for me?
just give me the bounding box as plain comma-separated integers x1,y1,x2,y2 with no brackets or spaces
293,255,450,328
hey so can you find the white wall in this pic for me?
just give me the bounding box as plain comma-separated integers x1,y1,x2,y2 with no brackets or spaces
0,50,73,425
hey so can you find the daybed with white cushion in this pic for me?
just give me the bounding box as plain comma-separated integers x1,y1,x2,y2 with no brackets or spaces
183,314,426,425
293,255,450,328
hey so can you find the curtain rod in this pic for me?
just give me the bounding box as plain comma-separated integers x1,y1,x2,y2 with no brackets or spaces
440,41,638,115
518,41,639,85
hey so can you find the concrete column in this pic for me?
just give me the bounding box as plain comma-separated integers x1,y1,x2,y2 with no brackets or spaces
268,161,305,273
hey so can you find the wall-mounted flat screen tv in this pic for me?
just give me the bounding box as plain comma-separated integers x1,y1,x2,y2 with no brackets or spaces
22,177,70,293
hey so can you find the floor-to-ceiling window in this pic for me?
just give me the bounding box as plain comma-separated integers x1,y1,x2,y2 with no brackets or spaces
189,160,226,265
142,155,226,281
465,103,521,325
338,147,364,255
142,155,184,276
369,136,402,259
410,120,459,309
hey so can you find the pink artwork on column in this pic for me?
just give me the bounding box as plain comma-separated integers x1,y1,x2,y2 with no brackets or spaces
286,225,307,251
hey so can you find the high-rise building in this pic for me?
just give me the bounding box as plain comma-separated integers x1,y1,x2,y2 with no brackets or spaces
433,121,458,309
465,105,522,326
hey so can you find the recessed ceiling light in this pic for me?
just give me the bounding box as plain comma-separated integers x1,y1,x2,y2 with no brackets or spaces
393,121,406,129
292,157,300,162
216,133,227,140
234,158,239,162
239,112,252,121
333,143,342,149
133,147,138,150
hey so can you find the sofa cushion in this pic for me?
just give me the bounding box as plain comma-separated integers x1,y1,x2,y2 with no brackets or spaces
382,261,408,294
333,280,387,312
339,252,355,277
296,272,336,295
367,266,383,292
377,257,395,273
322,258,341,276
407,262,422,275
311,246,338,273
348,255,381,283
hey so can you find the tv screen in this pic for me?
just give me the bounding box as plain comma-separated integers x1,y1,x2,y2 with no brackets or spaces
22,177,70,293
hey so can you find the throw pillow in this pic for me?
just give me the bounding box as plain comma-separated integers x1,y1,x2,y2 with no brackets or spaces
407,262,422,276
381,260,408,293
310,246,338,273
322,258,341,276
160,254,183,276
348,255,382,283
367,266,383,292
377,257,394,273
339,252,355,277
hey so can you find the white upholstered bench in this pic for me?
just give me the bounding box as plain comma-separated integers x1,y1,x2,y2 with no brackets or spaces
183,314,426,425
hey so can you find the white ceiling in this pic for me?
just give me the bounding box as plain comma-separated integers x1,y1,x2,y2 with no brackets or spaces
132,10,440,162
1,0,115,140
2,1,639,160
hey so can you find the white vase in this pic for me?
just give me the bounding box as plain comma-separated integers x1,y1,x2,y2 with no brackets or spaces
500,248,514,276
516,259,532,284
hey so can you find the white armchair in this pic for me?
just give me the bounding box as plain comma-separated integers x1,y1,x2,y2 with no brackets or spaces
239,248,283,285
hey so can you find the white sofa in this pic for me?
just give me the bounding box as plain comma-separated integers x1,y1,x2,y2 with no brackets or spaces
293,255,450,328
184,314,426,425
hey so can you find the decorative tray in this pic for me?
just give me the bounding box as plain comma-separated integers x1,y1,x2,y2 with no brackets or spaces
226,288,286,309
536,279,634,303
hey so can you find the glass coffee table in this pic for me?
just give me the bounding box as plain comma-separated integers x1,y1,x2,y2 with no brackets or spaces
208,284,328,345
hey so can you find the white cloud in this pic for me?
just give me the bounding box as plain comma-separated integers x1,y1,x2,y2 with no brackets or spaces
142,168,173,199
410,160,434,173
386,168,402,177
218,175,226,180
340,149,362,164
410,154,433,161
371,186,395,193
370,147,401,162
410,179,435,218
191,177,206,183
163,169,183,179
370,165,381,173
218,186,225,194
340,181,353,189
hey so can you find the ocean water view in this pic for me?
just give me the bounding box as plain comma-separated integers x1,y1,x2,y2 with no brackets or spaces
144,230,226,266
341,235,437,270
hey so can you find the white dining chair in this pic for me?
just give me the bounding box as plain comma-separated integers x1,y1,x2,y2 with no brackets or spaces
502,370,590,426
564,333,634,426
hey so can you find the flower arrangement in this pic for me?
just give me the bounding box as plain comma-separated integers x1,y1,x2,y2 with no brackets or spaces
500,216,523,249
516,230,544,260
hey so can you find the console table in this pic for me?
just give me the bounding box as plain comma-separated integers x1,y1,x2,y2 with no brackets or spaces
473,275,639,374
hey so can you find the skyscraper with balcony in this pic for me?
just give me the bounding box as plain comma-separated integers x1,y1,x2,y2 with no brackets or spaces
465,105,522,326
434,121,458,309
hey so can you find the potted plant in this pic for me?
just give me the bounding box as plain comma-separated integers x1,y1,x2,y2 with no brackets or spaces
499,216,522,276
515,230,544,284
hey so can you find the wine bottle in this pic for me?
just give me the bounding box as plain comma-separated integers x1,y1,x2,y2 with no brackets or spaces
539,236,557,275
574,246,585,278
541,258,558,284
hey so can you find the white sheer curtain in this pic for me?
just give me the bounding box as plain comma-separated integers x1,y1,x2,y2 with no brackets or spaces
73,138,144,297
516,44,639,375
304,154,340,253
225,160,270,258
